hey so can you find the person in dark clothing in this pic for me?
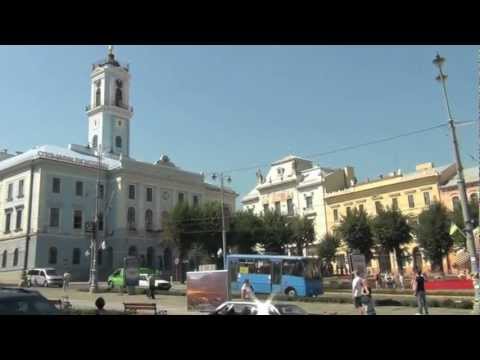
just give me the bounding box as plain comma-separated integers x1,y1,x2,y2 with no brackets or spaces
148,274,156,300
412,270,428,315
95,297,106,315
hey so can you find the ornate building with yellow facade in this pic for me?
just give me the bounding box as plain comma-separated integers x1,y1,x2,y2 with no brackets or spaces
324,162,457,275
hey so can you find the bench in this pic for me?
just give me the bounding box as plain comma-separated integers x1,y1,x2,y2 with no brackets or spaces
123,302,158,315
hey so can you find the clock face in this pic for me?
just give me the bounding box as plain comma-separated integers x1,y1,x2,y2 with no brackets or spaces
162,192,169,200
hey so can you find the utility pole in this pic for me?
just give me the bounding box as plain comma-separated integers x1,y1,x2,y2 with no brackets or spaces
433,53,480,314
212,173,231,269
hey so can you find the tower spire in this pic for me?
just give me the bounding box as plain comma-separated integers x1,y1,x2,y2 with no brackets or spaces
108,45,114,56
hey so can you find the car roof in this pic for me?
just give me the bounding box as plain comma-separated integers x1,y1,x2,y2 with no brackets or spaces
0,287,43,299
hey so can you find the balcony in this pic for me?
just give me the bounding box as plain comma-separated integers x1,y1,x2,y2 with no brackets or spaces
86,104,134,113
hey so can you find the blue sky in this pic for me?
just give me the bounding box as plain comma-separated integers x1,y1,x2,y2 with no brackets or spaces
0,45,477,206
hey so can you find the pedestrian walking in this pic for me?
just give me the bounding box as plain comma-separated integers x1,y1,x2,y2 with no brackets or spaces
149,274,156,300
352,271,365,315
361,283,376,315
241,279,254,301
375,272,382,289
63,271,71,292
412,270,429,315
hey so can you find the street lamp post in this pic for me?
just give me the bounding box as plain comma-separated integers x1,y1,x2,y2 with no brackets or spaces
89,146,103,293
433,53,480,314
212,173,231,270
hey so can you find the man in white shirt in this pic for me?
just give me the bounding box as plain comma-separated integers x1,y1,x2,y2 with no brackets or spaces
352,271,365,315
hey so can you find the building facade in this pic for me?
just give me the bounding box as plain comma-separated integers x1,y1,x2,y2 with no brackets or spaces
324,162,457,275
0,47,236,284
439,167,479,211
242,155,356,255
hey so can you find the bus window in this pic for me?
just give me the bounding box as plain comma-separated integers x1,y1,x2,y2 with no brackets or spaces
255,260,271,275
303,259,321,280
282,260,303,276
238,259,256,274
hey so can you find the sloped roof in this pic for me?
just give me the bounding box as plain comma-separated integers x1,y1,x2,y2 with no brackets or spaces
441,166,478,187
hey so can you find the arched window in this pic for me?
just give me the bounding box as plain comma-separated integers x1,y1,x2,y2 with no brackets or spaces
92,135,98,148
163,248,172,271
128,246,137,257
139,254,146,267
145,209,153,232
95,86,101,107
470,193,478,204
147,247,155,268
97,249,103,266
72,248,80,265
115,136,122,148
13,248,19,267
48,247,57,265
115,87,123,107
2,250,7,268
127,207,136,230
452,196,461,209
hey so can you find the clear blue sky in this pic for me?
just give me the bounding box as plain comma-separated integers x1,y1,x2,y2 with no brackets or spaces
0,45,478,206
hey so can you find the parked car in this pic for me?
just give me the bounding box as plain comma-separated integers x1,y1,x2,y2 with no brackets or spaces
210,301,309,315
0,287,60,315
138,274,172,290
26,268,64,288
107,268,171,290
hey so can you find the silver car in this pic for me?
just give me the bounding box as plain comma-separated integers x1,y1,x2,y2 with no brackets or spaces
26,268,64,288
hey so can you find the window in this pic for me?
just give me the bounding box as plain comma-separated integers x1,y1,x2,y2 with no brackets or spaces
275,201,281,214
75,181,83,197
145,209,153,232
115,86,123,107
7,183,13,201
15,209,22,230
115,136,122,148
359,204,364,212
263,204,269,213
97,213,104,232
306,196,313,209
333,209,339,222
128,246,137,257
193,195,199,207
127,207,136,230
1,250,6,268
98,184,104,199
147,247,155,268
423,192,431,206
92,135,98,148
128,185,135,200
5,212,11,233
287,198,294,216
408,194,415,209
49,208,59,227
72,248,80,265
392,198,399,210
282,260,303,276
52,178,61,193
13,249,18,267
375,201,383,214
73,210,83,230
255,260,272,274
146,187,153,202
48,247,57,265
18,180,24,198
178,192,185,204
346,207,351,216
452,196,460,209
471,193,479,203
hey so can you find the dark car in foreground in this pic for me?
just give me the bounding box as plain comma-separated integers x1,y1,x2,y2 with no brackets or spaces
210,301,309,315
0,287,60,315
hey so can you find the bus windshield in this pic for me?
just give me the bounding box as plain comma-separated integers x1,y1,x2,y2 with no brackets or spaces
303,259,321,280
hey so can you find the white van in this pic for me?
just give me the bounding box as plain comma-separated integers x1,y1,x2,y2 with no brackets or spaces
26,268,64,288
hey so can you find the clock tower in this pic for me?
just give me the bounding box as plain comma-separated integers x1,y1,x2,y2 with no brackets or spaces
86,46,133,158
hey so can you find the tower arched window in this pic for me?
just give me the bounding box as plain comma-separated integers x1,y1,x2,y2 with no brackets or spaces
92,135,98,148
13,248,19,267
115,84,123,107
115,136,122,148
127,207,136,231
95,86,101,107
145,209,153,232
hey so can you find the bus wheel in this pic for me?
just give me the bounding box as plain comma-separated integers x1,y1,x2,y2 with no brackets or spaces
285,288,297,297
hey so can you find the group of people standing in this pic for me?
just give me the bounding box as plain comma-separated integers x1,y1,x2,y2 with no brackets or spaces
352,269,429,315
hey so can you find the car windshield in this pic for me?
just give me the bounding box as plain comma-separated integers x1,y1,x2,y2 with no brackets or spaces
0,297,60,315
46,270,57,276
274,304,308,315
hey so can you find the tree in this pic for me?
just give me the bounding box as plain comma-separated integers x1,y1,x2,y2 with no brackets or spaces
372,208,412,272
229,210,262,254
335,207,374,262
451,198,479,248
288,215,315,255
416,203,453,273
317,233,340,275
258,210,292,254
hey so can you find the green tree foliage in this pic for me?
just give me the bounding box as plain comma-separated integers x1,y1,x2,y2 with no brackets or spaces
335,208,374,262
258,210,292,254
288,215,315,255
372,208,412,271
317,233,340,264
416,203,453,273
229,210,263,254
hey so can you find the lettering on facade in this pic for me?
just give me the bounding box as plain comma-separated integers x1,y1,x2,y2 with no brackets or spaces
37,151,109,170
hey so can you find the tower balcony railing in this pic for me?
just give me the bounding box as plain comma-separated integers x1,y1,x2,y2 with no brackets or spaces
85,104,133,113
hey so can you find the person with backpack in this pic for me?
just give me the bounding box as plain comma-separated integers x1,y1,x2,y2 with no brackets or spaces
412,270,429,315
